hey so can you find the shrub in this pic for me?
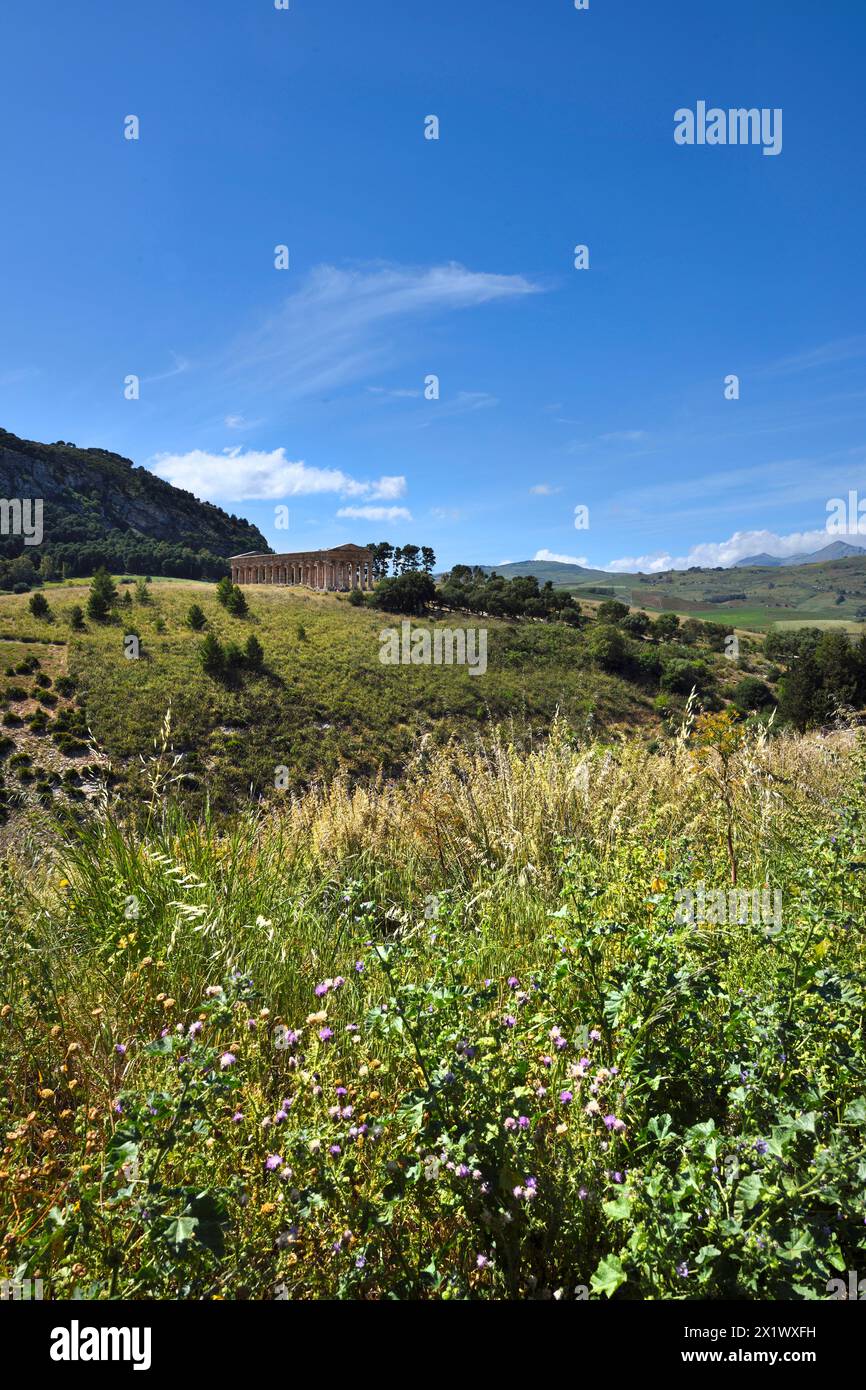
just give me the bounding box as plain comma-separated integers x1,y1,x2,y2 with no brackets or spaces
187,604,207,631
28,591,51,619
87,568,118,622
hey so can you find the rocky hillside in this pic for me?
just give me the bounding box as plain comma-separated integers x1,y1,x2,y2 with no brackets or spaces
0,428,268,575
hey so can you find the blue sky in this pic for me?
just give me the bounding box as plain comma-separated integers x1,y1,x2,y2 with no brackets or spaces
1,0,865,571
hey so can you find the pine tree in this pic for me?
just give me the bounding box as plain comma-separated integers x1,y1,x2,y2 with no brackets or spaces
198,632,224,678
244,633,264,670
87,568,118,622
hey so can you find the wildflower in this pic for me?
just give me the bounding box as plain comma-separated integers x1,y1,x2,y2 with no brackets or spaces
585,1100,601,1116
114,1043,127,1056
315,982,329,998
336,1085,347,1096
232,1112,243,1123
307,1011,327,1025
503,1015,516,1029
355,1255,366,1269
555,1122,567,1135
518,1116,530,1130
274,1110,289,1124
603,1114,626,1132
219,1052,237,1069
355,961,364,973
559,1090,573,1105
504,1117,518,1132
508,977,520,989
676,1262,689,1278
455,1163,471,1178
476,1254,491,1270
188,1021,203,1038
205,986,222,997
540,1055,553,1068
755,1139,769,1156
578,1186,588,1199
162,998,176,1011
589,1029,601,1042
318,1027,334,1042
333,977,345,990
329,1144,341,1157
265,1154,282,1170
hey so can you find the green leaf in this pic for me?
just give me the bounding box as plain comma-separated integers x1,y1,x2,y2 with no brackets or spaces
736,1173,763,1211
843,1097,866,1125
590,1253,627,1298
602,1194,632,1221
164,1215,198,1246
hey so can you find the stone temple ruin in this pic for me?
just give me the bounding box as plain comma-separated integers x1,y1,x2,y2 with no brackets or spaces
230,543,375,591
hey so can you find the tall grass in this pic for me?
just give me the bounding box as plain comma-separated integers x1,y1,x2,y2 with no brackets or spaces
1,715,864,1299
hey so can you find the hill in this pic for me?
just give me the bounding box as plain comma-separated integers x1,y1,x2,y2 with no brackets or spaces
485,555,866,631
735,541,866,567
0,427,268,579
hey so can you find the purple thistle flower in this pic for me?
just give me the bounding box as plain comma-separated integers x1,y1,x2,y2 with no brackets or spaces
265,1154,283,1170
114,1043,127,1055
318,1027,333,1042
559,1090,573,1105
219,1052,236,1069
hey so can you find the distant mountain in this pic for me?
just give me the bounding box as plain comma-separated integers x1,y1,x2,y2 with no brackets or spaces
478,559,614,586
0,427,269,578
736,541,866,568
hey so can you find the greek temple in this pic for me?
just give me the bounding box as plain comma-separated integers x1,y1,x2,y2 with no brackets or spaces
230,543,375,591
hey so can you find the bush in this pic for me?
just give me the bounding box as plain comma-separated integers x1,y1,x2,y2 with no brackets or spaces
588,624,628,672
28,591,51,619
198,633,225,679
660,658,709,696
187,604,207,631
732,677,774,712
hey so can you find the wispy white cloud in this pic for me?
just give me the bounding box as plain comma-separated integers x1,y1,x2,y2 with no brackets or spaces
142,352,190,385
150,446,406,504
337,504,413,522
533,548,588,566
224,262,540,399
367,386,422,399
530,483,562,495
599,429,647,444
757,336,866,378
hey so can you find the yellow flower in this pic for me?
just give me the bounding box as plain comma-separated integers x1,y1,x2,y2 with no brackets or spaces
259,1202,276,1215
162,998,176,1011
650,876,665,894
38,1088,54,1100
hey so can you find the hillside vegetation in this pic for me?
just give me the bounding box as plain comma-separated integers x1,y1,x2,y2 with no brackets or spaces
1,716,864,1299
0,577,785,819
